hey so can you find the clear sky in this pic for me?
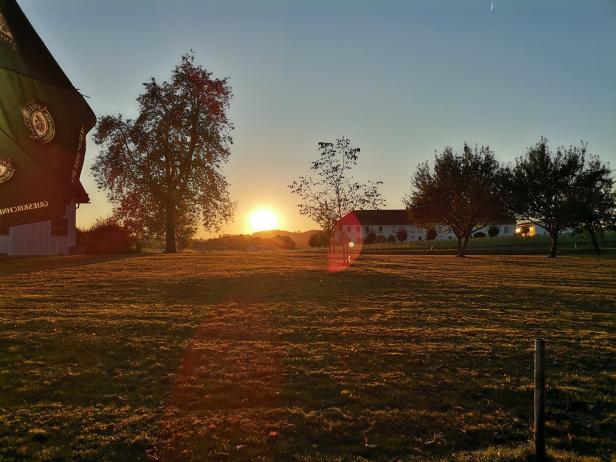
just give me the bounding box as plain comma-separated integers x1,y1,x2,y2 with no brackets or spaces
18,0,616,236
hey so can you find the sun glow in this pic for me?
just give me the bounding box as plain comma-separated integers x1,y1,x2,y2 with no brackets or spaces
248,207,280,233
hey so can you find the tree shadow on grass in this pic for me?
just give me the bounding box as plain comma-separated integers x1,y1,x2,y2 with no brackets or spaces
0,252,149,276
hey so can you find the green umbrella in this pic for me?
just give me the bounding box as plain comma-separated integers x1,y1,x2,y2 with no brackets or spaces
0,0,96,227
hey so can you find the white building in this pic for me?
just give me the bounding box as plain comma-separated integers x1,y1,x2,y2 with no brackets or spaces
515,221,549,237
0,183,89,256
335,209,516,244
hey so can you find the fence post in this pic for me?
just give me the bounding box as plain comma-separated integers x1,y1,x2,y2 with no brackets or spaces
534,338,546,461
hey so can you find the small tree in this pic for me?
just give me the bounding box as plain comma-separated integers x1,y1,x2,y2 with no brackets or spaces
426,227,437,241
396,228,408,242
487,225,500,237
79,217,136,255
405,144,501,256
499,138,605,258
308,232,329,248
387,235,397,243
289,137,385,252
364,231,377,245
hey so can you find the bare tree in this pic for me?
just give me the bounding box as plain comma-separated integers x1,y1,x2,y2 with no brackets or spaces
289,137,385,252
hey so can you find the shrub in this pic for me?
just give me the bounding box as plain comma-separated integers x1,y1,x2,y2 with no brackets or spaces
396,228,408,242
364,231,377,245
375,235,387,244
488,225,500,237
273,235,296,250
473,231,486,238
80,218,136,254
308,232,329,248
387,235,397,243
426,227,437,241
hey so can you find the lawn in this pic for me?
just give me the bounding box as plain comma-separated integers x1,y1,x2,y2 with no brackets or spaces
0,253,614,461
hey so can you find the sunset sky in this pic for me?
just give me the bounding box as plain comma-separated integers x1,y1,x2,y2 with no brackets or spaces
19,0,616,236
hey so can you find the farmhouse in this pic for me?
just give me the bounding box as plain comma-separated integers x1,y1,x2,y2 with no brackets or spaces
0,183,89,256
335,209,516,244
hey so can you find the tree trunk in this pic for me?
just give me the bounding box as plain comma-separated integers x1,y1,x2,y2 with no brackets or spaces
456,236,463,257
548,232,558,258
588,227,601,255
460,234,470,257
164,205,177,253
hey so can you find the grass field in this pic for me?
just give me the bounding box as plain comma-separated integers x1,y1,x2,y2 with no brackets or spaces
0,253,614,461
354,233,616,256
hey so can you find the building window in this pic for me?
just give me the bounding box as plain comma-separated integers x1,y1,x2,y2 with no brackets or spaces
50,218,68,237
365,226,369,232
378,226,383,232
503,225,509,233
356,226,360,232
0,226,9,236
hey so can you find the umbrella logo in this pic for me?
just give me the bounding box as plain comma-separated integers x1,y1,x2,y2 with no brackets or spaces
0,158,17,184
0,12,16,50
23,101,56,144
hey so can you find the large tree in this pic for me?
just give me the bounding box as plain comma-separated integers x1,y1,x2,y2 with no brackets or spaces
92,53,234,252
289,137,385,251
404,144,501,257
498,138,600,258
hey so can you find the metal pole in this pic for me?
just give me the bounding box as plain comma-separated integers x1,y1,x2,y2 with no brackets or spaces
534,338,545,461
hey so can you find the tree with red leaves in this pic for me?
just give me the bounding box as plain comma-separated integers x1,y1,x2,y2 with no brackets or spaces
92,53,234,252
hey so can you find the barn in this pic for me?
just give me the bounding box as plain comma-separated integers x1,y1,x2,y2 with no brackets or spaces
0,182,89,256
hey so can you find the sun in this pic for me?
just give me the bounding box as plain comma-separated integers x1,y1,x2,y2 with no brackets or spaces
248,207,280,233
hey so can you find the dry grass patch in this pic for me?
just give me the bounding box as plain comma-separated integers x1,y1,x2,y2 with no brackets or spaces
0,253,614,461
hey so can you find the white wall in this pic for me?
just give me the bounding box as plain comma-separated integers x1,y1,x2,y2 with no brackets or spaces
473,223,516,237
0,202,77,256
336,222,516,243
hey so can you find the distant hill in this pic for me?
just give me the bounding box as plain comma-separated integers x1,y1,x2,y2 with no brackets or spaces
252,229,321,248
191,229,322,251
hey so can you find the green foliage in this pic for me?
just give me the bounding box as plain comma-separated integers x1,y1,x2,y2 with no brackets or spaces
289,138,385,240
387,234,397,243
488,225,500,237
308,232,329,248
92,53,234,253
426,226,437,241
364,231,377,244
193,233,297,251
499,138,615,257
473,231,486,238
396,228,408,242
77,218,137,254
405,143,501,256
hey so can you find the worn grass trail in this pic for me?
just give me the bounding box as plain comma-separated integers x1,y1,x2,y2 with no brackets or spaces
0,253,614,461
